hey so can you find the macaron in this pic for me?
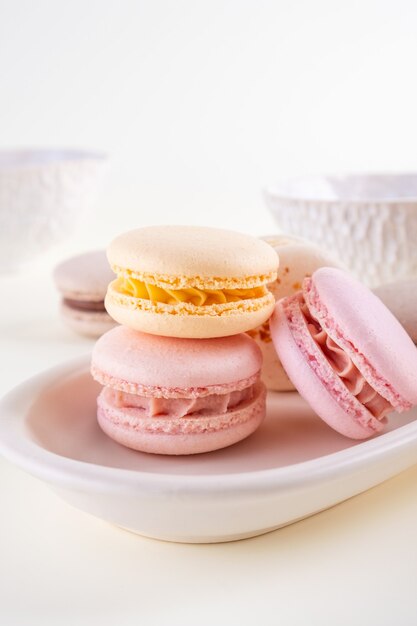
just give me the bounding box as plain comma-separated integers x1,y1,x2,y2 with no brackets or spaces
54,250,117,338
270,268,417,439
247,235,344,391
91,326,266,454
105,225,278,338
374,279,417,343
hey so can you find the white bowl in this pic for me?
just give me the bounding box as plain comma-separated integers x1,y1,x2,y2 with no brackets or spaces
264,173,417,286
0,149,106,273
1,357,417,543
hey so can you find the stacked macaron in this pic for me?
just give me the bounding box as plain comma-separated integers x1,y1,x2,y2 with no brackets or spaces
91,226,279,454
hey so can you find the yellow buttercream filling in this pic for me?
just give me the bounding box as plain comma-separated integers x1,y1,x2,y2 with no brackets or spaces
116,276,267,306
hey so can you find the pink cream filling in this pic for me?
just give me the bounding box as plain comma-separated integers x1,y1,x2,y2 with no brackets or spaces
102,384,255,419
293,294,393,421
304,277,409,412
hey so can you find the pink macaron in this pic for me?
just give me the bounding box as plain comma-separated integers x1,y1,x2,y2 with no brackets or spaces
91,326,266,454
54,250,117,338
270,268,417,439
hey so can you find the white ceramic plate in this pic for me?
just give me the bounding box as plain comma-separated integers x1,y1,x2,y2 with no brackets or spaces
1,357,417,543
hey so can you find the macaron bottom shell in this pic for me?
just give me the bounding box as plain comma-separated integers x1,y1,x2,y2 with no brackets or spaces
97,382,266,455
105,291,275,339
61,303,117,338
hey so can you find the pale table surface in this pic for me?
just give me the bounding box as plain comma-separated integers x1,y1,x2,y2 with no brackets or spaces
1,268,417,626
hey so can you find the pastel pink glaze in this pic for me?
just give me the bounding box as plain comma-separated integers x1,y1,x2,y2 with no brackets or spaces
304,268,417,407
92,326,262,396
270,268,417,439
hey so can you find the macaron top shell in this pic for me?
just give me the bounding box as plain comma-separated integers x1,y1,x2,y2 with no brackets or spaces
306,268,417,406
107,225,278,288
91,326,262,394
54,250,115,301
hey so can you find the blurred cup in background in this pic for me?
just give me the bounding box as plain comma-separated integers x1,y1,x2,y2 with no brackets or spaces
265,172,417,287
0,149,107,274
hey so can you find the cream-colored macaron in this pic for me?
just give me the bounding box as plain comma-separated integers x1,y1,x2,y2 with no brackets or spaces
248,234,345,390
105,225,279,338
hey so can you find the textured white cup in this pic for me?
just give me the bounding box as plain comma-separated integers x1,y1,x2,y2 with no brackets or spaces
264,173,417,287
0,149,106,273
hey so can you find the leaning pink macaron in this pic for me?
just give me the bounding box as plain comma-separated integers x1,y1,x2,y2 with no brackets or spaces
270,267,417,439
91,326,266,454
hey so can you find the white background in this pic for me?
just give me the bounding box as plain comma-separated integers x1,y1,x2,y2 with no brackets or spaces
1,0,417,247
2,1,417,624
